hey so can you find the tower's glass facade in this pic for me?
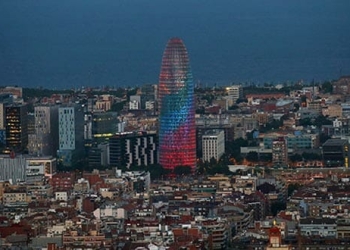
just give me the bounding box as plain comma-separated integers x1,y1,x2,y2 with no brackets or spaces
158,38,196,171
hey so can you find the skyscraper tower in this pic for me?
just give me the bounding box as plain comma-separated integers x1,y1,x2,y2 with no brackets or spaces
158,38,196,172
5,104,28,153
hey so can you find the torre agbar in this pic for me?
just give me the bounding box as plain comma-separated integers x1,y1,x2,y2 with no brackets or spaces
158,37,196,172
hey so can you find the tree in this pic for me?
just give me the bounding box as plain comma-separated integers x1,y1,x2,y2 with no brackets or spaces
314,115,332,128
196,107,205,114
293,103,300,112
209,157,217,167
148,164,169,179
236,98,248,104
246,130,255,141
302,152,322,161
271,201,286,216
226,138,248,163
174,165,192,176
110,101,126,112
260,119,282,133
300,95,307,103
321,81,333,93
259,154,272,162
228,104,239,110
298,117,312,126
245,151,259,162
201,94,215,105
206,162,231,175
196,160,209,175
289,154,303,162
288,183,302,196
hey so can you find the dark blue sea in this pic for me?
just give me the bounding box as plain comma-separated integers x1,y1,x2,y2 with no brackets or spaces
0,0,349,89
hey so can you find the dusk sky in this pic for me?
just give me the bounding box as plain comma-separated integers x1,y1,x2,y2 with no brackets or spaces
0,0,349,89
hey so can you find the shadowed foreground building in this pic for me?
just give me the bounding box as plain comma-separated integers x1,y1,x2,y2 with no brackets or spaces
158,37,196,172
323,138,350,168
109,132,157,168
5,104,28,153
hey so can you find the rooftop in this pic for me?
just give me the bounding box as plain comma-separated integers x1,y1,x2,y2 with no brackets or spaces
323,139,348,147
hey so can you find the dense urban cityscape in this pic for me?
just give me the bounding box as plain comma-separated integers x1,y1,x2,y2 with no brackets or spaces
0,36,350,250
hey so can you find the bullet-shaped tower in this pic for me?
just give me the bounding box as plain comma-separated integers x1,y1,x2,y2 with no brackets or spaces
158,38,196,172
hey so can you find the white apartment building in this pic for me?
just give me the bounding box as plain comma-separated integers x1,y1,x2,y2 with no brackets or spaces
226,85,243,102
57,105,84,167
202,129,225,162
55,191,68,201
145,100,155,110
26,156,57,178
129,100,140,110
93,206,126,219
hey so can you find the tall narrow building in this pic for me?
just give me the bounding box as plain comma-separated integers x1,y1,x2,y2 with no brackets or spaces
28,105,59,157
57,104,84,167
272,137,288,167
158,38,196,172
5,104,28,153
202,129,225,162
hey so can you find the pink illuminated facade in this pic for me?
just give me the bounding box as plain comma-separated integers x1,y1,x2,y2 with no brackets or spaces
158,38,196,172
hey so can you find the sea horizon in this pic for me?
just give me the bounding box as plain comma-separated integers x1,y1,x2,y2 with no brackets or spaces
0,0,349,90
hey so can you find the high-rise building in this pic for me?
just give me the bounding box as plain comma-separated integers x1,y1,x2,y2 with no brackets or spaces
92,111,118,135
28,105,59,157
109,132,157,168
57,105,84,167
158,38,196,172
0,94,14,130
0,94,14,147
5,104,28,153
272,137,288,167
202,129,225,162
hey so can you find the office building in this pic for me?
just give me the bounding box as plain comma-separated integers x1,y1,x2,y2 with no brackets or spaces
93,112,119,135
109,132,157,168
0,96,14,146
57,105,84,167
129,95,150,110
0,94,14,130
88,142,109,168
28,105,59,157
202,129,225,162
263,132,319,149
158,37,196,171
5,104,28,153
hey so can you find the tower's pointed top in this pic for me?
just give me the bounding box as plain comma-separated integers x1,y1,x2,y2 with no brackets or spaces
167,37,185,47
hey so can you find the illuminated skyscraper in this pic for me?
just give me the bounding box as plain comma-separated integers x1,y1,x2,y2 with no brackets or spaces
158,38,196,171
5,104,28,153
